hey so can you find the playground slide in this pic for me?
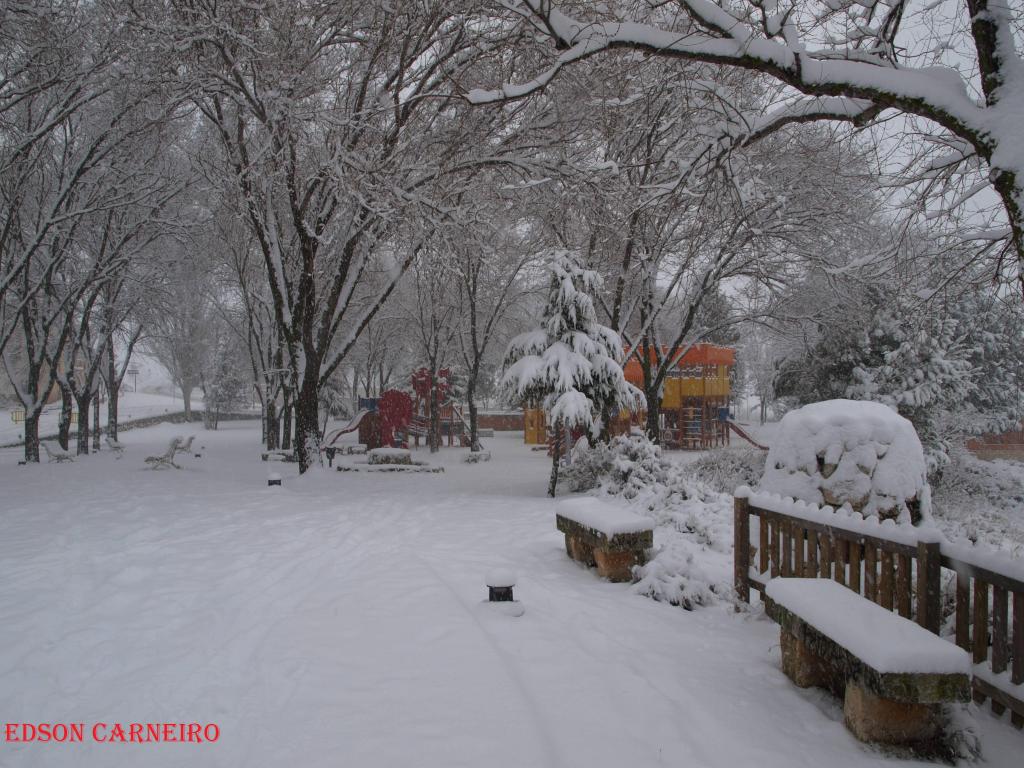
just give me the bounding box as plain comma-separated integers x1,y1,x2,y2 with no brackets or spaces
726,421,769,451
449,403,474,437
406,416,429,437
324,409,372,446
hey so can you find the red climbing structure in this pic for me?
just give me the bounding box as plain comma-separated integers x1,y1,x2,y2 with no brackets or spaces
378,390,413,448
409,368,468,448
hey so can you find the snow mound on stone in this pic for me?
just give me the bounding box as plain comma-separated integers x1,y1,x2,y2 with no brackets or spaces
759,399,930,524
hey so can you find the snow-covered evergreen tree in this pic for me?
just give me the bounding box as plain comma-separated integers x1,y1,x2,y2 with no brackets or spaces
775,278,1024,473
502,250,643,496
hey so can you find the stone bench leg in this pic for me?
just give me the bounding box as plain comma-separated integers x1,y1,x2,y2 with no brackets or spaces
594,549,640,582
843,682,939,746
780,630,832,689
565,535,595,567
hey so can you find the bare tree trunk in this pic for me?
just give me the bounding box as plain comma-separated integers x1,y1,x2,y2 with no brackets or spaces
20,355,56,463
58,385,73,451
200,383,212,430
467,375,480,451
103,321,141,443
75,393,91,455
24,413,40,463
181,382,192,420
642,358,661,444
281,390,293,451
645,401,660,444
598,402,612,444
265,398,279,450
293,374,320,471
107,344,120,442
92,390,101,450
429,371,440,454
548,419,562,498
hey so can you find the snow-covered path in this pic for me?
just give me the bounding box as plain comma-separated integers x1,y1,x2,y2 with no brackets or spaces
1,426,1018,766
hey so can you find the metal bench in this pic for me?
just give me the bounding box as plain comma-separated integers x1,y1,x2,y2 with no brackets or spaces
145,438,182,470
104,436,125,458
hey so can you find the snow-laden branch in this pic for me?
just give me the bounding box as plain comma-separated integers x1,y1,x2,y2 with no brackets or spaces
471,0,1024,290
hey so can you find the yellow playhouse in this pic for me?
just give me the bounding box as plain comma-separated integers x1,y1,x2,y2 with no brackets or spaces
523,343,735,449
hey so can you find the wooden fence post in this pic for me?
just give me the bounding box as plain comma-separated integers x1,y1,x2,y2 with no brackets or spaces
734,496,750,605
916,540,942,634
1012,591,1023,728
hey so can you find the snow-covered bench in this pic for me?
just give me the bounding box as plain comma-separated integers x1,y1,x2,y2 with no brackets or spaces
261,449,296,462
42,442,73,463
555,498,653,582
145,438,182,470
368,447,412,466
104,436,124,458
174,435,197,457
765,578,970,747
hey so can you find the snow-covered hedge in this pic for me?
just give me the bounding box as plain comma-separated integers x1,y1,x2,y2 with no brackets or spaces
931,447,1024,554
563,434,732,609
562,434,676,501
368,448,412,466
684,448,766,494
759,400,931,524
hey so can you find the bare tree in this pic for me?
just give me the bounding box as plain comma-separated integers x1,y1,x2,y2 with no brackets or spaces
217,218,286,449
452,195,538,451
405,249,461,453
344,314,409,404
510,57,872,442
155,2,499,469
471,1,1024,292
1,1,185,460
144,245,219,421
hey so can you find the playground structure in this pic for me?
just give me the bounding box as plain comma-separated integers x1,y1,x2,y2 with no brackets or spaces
323,408,374,446
524,343,763,450
323,368,470,452
406,368,470,449
625,344,734,450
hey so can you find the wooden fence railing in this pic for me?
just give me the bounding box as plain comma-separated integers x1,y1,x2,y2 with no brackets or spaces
734,490,1024,728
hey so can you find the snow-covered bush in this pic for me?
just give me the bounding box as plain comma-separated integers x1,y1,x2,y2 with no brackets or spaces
774,278,1024,473
633,541,724,610
930,447,1024,553
563,434,734,609
759,399,931,524
561,434,674,498
684,448,767,494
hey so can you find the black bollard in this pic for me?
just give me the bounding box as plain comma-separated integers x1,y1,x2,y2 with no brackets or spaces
486,570,517,602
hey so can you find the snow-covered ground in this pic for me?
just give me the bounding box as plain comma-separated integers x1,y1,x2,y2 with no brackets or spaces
2,425,1021,767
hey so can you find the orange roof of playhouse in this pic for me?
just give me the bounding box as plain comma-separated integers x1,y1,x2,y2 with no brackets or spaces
623,343,735,384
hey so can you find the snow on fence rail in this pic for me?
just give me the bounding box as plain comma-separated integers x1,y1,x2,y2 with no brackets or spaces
734,488,1024,728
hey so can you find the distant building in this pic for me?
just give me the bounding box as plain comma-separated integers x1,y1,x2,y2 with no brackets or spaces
967,426,1024,461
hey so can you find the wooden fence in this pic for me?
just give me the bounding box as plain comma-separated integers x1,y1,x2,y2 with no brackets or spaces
734,492,1024,728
